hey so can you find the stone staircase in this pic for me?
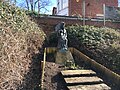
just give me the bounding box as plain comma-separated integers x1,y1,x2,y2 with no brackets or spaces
61,70,111,90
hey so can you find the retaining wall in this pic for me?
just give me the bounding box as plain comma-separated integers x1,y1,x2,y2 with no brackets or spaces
34,16,120,30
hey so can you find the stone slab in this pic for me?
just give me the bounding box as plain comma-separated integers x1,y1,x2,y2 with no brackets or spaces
61,70,96,76
67,83,111,90
55,50,74,65
64,77,103,84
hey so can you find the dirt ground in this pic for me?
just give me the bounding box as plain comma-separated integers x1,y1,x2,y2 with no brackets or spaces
43,62,67,90
42,53,89,90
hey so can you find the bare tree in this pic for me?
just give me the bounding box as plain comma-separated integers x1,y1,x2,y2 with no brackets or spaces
8,0,51,14
38,0,40,14
16,0,51,14
25,0,29,11
38,0,51,13
30,0,34,11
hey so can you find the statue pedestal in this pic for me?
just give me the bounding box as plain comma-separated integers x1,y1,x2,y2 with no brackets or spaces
55,50,74,66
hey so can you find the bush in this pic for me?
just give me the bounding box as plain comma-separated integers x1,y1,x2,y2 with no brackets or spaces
0,2,45,90
66,25,120,74
67,25,119,47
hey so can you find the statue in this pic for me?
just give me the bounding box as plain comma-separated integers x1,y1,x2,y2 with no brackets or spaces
55,22,68,52
55,22,74,66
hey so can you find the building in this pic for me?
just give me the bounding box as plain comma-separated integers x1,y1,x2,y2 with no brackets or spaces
57,0,69,16
57,0,118,18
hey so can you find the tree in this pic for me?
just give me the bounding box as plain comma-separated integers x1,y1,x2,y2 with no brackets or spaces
38,0,40,13
16,0,51,14
25,0,29,11
38,0,51,13
30,0,34,11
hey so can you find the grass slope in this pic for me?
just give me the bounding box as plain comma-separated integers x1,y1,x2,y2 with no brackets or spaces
0,1,45,90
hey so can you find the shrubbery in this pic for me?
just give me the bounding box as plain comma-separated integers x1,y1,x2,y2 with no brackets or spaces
67,25,120,74
67,25,119,47
0,2,45,90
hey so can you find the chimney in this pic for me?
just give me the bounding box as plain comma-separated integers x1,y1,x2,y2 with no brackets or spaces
52,7,57,15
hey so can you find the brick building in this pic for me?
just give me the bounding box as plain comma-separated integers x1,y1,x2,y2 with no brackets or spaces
57,0,118,18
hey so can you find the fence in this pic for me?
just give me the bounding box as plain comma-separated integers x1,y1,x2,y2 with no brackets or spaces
105,5,120,20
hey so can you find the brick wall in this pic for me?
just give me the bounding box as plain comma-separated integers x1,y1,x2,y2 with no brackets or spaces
34,16,120,31
69,0,118,17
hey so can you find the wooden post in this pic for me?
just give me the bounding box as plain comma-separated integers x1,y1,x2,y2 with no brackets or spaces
83,0,86,26
40,48,46,89
103,4,106,26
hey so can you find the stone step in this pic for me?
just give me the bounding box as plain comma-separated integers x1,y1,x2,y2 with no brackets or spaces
61,70,96,77
56,51,74,65
64,76,103,85
67,83,111,90
61,69,111,90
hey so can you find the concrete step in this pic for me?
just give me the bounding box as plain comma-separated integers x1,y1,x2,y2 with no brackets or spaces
67,83,111,90
64,76,103,85
61,69,111,90
61,70,96,77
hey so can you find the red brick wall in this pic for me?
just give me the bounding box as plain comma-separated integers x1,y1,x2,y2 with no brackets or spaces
69,0,118,17
34,17,120,33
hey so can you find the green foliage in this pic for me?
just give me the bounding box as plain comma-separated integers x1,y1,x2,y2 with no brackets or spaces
66,25,120,73
25,10,49,17
67,25,120,47
48,32,57,43
65,62,83,70
26,10,39,16
46,32,58,47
